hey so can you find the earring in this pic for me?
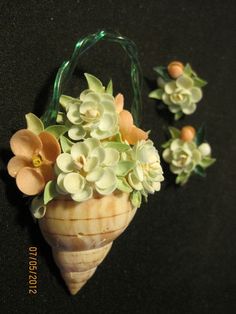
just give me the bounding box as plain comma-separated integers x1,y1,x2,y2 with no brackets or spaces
149,61,207,120
162,125,216,185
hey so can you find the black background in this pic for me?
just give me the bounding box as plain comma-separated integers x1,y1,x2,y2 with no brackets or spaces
0,1,235,313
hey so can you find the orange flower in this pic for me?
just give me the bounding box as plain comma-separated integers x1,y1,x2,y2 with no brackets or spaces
115,94,148,145
7,129,61,195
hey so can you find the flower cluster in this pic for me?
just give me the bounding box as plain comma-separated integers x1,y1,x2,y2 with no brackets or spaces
7,74,164,218
149,61,207,120
162,126,215,185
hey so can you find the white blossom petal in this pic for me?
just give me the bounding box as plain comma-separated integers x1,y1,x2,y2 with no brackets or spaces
68,125,86,140
86,167,104,182
71,185,93,202
182,102,197,114
190,87,202,102
56,153,74,173
128,172,143,190
164,81,177,94
63,173,85,194
103,148,119,166
71,142,89,160
95,168,117,189
176,75,194,89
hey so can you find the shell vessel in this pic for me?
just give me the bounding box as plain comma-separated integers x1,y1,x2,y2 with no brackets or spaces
39,192,136,295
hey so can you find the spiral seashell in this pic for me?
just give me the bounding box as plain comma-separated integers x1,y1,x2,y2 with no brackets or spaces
39,192,136,295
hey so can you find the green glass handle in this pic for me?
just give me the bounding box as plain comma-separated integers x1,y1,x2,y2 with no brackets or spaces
42,29,142,127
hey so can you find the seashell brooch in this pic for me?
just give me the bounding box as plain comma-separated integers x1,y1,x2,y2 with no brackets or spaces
149,61,207,120
7,30,164,295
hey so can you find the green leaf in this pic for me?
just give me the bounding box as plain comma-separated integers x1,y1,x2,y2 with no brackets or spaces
106,79,113,95
114,132,123,142
60,135,74,153
153,66,170,81
30,196,46,219
115,161,135,176
84,73,105,93
199,157,216,168
43,181,58,205
183,63,193,76
176,172,190,185
148,89,164,100
195,125,205,145
59,95,74,110
168,127,180,139
194,165,206,177
193,76,207,88
105,141,130,152
117,177,133,193
45,125,68,139
174,111,183,120
130,191,142,208
25,113,44,135
161,139,172,149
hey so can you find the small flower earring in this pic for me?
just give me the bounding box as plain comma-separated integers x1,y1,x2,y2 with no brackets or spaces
149,61,207,120
162,125,216,185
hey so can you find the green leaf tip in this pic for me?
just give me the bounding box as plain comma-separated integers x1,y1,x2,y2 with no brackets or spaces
130,191,142,208
60,135,74,153
106,79,113,95
45,125,68,139
25,113,44,135
168,127,180,139
43,181,58,205
149,89,163,100
84,73,105,93
117,177,133,193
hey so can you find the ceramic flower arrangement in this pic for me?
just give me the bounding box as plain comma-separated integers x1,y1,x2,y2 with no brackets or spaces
7,73,164,294
162,125,215,185
149,61,207,120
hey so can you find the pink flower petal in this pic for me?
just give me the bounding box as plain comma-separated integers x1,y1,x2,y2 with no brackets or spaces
119,110,133,135
10,129,42,158
16,167,45,195
38,163,54,183
124,126,148,145
7,156,31,178
115,93,124,113
39,131,61,162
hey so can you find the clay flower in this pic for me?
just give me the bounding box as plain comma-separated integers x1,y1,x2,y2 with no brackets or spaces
115,93,148,144
162,126,216,185
60,73,119,141
163,139,201,180
55,138,119,201
128,139,164,195
7,129,61,195
149,62,207,120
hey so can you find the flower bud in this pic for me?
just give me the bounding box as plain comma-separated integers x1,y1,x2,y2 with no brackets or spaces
167,61,184,79
198,143,211,156
180,126,196,142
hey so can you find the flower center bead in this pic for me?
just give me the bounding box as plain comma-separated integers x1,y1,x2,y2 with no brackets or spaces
179,153,188,166
32,155,43,167
171,93,184,104
75,155,86,170
87,109,99,118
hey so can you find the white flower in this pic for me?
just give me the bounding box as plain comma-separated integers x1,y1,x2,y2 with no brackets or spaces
162,75,202,115
55,138,119,201
64,90,119,141
128,140,164,195
162,138,201,175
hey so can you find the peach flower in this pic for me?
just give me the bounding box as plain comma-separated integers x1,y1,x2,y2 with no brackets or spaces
115,94,148,145
7,129,61,195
